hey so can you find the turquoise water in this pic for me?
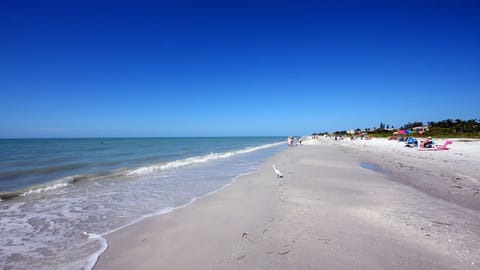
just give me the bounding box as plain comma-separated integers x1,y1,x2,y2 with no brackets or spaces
0,137,285,270
0,137,282,194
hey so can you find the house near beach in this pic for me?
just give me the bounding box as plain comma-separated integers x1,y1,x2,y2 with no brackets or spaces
412,126,429,133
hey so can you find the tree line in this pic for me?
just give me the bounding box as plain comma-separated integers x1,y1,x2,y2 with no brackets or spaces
424,119,479,137
312,118,480,138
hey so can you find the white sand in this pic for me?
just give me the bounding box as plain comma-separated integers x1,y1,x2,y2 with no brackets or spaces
305,136,480,210
95,138,480,270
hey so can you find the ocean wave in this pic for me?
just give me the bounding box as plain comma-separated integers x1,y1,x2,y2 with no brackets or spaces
0,175,80,200
21,181,71,196
0,162,90,182
0,141,284,201
127,142,284,176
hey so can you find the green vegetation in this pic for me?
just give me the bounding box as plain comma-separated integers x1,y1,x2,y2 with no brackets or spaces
424,119,480,138
313,118,480,139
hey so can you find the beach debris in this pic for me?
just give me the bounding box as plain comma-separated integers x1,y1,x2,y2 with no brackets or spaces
272,165,283,179
318,238,331,245
236,255,246,260
241,232,255,243
277,250,290,255
263,228,269,234
430,220,452,226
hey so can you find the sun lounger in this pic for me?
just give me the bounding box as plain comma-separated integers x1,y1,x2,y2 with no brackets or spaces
436,140,452,150
418,140,452,151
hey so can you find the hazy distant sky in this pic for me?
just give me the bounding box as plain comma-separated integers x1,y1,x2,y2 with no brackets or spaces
1,0,479,137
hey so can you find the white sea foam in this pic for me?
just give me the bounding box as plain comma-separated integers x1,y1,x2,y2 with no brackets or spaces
102,206,176,237
21,176,74,196
83,232,109,270
127,142,283,176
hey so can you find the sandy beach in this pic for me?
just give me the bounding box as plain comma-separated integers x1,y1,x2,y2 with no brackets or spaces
95,138,480,270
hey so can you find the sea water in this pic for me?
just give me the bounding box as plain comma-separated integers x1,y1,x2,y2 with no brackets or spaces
0,137,285,270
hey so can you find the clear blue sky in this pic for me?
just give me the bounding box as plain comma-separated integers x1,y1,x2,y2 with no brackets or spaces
1,0,479,138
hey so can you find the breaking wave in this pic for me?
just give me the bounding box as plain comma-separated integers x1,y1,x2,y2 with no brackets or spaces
127,142,283,176
0,141,283,201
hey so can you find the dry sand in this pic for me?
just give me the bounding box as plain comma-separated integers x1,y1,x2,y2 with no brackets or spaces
95,138,480,270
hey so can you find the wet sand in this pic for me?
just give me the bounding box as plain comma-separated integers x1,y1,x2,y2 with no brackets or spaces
95,140,480,269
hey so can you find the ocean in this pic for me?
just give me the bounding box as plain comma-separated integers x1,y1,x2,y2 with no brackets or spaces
0,137,285,270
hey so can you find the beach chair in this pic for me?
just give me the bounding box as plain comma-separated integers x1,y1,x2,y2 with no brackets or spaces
418,140,453,151
436,140,452,150
405,137,418,147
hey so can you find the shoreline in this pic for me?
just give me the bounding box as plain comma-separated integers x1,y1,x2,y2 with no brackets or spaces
0,138,285,270
95,140,480,269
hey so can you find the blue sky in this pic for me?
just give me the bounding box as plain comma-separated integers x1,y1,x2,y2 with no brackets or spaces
1,0,479,137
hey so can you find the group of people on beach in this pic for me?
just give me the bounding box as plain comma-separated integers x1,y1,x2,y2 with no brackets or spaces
287,136,302,147
402,136,434,148
421,137,434,148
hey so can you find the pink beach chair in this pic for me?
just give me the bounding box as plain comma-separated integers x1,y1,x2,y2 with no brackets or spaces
435,140,452,150
418,139,452,151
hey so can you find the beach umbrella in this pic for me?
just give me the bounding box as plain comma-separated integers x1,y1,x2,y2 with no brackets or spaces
398,129,412,135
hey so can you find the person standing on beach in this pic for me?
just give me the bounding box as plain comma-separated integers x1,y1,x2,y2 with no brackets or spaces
287,136,293,147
